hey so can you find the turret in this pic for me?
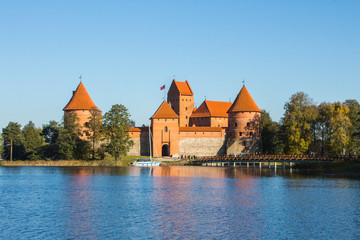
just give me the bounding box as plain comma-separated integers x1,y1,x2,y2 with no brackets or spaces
227,85,261,154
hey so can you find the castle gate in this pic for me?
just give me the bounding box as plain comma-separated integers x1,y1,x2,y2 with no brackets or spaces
162,144,170,156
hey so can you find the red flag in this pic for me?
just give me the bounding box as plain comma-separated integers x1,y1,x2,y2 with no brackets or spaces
160,85,165,90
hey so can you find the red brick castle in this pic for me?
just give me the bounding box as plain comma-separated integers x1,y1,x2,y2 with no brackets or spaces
64,79,262,157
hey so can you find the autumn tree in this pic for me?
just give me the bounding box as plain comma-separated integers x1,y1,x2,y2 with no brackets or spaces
329,102,351,155
85,108,103,160
0,135,4,157
103,104,133,160
2,122,24,161
282,92,317,154
344,99,360,154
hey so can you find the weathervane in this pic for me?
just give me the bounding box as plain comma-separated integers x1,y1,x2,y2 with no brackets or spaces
242,79,245,86
79,74,82,83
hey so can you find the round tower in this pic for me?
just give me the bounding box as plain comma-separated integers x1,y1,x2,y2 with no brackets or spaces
227,85,261,155
63,82,101,138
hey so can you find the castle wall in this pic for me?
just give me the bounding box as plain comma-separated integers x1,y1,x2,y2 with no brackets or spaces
210,117,228,128
178,129,226,156
179,136,226,157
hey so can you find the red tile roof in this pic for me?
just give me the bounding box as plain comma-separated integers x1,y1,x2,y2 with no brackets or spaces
190,100,232,118
172,79,193,96
179,127,223,132
129,127,141,132
151,101,179,119
63,82,99,111
228,86,261,113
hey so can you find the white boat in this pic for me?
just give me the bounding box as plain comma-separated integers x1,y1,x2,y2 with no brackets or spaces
132,158,160,166
131,124,160,167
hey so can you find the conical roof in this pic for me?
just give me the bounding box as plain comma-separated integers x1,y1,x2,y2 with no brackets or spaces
63,82,99,111
151,101,179,119
228,85,261,113
191,100,232,118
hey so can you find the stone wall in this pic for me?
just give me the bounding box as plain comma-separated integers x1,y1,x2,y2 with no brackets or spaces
226,138,262,155
128,138,140,156
179,136,226,157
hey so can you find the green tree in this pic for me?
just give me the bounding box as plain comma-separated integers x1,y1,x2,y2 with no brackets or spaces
42,121,60,159
22,121,44,160
260,110,284,154
317,102,333,155
282,92,317,154
85,108,103,160
344,99,360,154
58,112,81,160
2,122,24,161
103,104,133,160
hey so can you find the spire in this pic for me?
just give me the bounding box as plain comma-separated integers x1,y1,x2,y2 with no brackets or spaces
63,82,99,111
228,85,261,113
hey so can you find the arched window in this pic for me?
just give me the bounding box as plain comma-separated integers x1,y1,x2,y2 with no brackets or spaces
239,132,242,136
164,126,168,132
234,122,237,127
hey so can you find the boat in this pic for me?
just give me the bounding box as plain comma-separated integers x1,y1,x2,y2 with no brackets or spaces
132,158,160,166
131,124,160,167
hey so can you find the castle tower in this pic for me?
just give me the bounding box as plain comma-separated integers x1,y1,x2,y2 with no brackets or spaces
167,79,194,127
151,101,180,157
226,85,261,154
63,82,101,137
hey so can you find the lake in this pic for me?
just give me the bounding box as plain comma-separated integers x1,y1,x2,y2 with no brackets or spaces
0,166,359,239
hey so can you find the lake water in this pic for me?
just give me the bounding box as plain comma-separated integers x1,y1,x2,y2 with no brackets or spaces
0,166,359,239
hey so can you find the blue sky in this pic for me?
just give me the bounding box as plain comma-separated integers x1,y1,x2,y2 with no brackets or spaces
1,0,359,130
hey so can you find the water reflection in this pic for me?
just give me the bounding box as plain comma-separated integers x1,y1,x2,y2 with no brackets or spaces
0,166,359,239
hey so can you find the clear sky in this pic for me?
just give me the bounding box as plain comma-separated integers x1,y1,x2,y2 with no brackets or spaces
1,0,359,130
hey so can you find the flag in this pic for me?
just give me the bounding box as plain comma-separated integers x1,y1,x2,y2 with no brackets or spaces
160,85,165,90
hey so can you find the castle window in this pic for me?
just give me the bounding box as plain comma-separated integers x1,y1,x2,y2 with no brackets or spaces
234,122,237,127
164,126,168,132
84,122,89,128
250,132,253,136
186,116,188,119
239,132,242,136
247,122,250,127
185,107,188,110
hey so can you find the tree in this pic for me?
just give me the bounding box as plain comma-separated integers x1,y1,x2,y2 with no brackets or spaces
85,108,103,160
329,102,351,155
22,121,44,160
260,110,284,154
0,135,4,157
282,92,317,154
317,102,333,155
58,112,81,160
344,99,360,154
42,121,60,159
2,122,23,161
103,104,133,160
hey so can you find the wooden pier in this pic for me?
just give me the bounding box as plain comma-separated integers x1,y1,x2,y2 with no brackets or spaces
190,154,360,168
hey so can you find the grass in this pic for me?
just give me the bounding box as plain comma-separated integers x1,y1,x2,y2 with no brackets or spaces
0,156,151,167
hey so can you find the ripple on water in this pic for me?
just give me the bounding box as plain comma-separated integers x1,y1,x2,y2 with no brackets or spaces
0,166,359,239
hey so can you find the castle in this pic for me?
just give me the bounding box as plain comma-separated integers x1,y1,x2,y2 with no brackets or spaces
63,79,262,157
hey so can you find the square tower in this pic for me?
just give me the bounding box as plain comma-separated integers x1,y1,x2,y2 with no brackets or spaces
167,79,194,127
